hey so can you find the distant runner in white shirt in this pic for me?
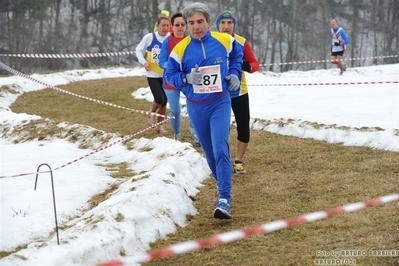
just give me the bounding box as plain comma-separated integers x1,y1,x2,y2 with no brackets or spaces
330,18,349,75
135,16,170,133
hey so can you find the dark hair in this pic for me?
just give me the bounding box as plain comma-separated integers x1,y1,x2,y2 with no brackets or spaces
171,12,183,25
157,16,170,25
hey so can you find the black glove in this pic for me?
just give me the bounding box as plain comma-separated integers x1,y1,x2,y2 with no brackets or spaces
334,42,341,46
242,60,252,72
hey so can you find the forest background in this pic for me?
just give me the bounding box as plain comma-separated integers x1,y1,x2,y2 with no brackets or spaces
0,0,398,74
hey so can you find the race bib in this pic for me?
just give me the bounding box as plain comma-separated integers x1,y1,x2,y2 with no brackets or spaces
151,47,161,63
193,65,223,93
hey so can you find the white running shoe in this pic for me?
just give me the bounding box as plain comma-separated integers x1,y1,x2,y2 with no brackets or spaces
157,125,167,133
188,127,200,146
174,133,182,141
148,110,155,126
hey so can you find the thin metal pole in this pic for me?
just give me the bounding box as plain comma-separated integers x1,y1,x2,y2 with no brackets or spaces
34,163,59,245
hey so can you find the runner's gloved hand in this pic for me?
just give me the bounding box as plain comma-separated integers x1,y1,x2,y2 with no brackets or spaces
185,64,202,85
334,42,341,46
242,60,252,72
225,74,240,91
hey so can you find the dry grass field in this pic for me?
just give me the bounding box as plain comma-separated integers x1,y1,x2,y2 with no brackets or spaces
8,76,399,266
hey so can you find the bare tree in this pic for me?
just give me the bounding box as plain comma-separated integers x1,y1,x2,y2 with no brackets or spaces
0,0,398,74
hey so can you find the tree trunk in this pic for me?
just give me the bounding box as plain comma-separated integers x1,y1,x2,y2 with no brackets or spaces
350,0,361,67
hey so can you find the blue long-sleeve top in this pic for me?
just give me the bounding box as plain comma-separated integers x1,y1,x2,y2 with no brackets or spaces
164,30,243,103
159,34,187,90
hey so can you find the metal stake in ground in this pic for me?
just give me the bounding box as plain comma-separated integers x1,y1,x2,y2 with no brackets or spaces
34,163,60,245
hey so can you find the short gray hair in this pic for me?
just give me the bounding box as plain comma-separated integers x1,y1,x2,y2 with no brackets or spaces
182,2,211,23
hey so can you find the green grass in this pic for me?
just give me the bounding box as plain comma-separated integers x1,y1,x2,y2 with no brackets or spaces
4,76,399,265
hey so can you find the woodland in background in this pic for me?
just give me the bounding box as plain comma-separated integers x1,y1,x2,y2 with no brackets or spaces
0,0,398,74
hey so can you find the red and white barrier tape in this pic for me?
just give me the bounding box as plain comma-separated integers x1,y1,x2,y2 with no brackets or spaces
0,52,397,68
0,51,135,58
0,119,169,179
2,57,396,92
248,81,398,87
0,61,169,179
259,54,399,67
0,61,164,118
96,193,399,266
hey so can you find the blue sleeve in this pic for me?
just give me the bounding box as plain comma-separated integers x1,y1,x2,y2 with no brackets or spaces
159,38,169,69
228,39,243,78
164,54,188,90
340,29,349,45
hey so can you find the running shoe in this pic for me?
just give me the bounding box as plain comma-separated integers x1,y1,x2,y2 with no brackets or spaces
148,110,155,127
340,63,347,75
174,133,182,141
157,125,167,133
188,127,200,146
233,160,247,174
213,198,231,219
